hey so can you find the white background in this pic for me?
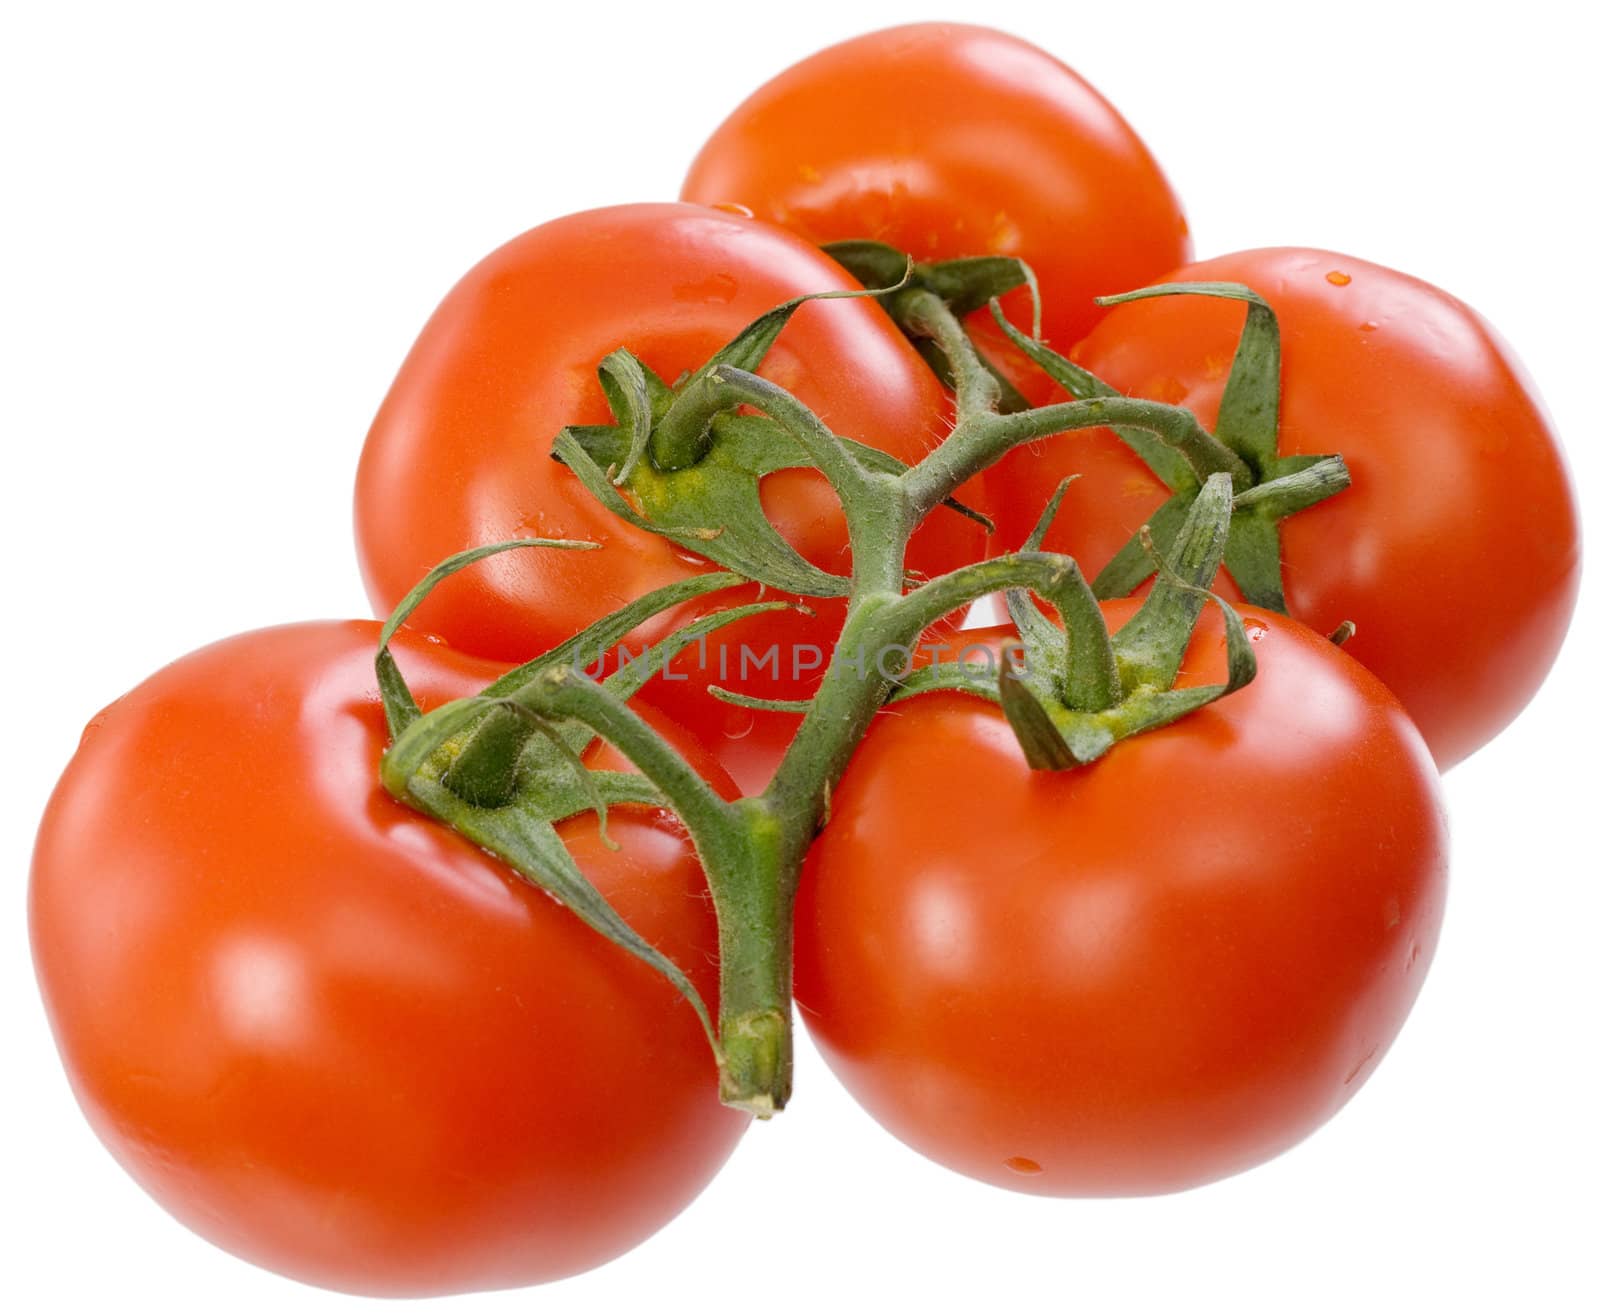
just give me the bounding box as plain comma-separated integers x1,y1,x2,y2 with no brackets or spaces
4,2,1595,1310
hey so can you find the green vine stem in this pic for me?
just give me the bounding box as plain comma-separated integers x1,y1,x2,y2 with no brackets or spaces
377,269,1283,1117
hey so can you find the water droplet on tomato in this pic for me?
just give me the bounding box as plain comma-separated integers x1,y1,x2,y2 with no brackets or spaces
673,272,739,304
710,201,754,219
1004,1156,1043,1175
1326,270,1352,286
1142,375,1190,405
723,707,756,741
1359,320,1379,332
1245,621,1269,643
988,212,1021,254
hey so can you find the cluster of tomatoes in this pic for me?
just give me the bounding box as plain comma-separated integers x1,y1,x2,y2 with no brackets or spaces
30,23,1580,1299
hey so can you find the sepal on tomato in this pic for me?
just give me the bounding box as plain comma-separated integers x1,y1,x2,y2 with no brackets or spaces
650,278,907,470
989,284,1352,611
557,417,854,597
552,287,991,599
372,540,803,1065
374,536,600,739
898,475,1257,772
824,238,1039,413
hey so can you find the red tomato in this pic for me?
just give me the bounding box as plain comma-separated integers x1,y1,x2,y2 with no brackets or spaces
987,248,1582,767
356,202,980,792
796,609,1448,1196
682,23,1191,348
30,621,745,1296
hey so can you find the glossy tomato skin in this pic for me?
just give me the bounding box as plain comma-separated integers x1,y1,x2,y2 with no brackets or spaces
987,248,1582,768
796,607,1448,1196
355,202,981,792
30,622,745,1296
681,23,1191,348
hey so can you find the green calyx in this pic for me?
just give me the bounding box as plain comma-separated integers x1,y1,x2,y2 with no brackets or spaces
893,473,1256,769
552,283,990,599
987,282,1351,612
824,237,1040,413
376,540,803,1071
